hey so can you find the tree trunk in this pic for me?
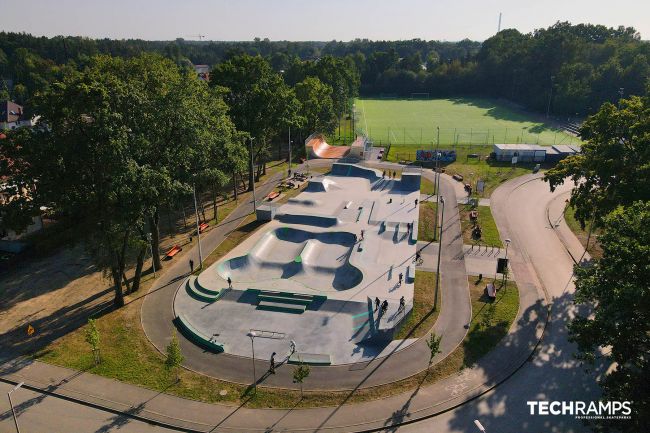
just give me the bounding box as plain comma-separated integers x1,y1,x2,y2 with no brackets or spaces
212,188,218,222
131,246,146,293
111,267,125,307
149,210,163,270
122,271,131,294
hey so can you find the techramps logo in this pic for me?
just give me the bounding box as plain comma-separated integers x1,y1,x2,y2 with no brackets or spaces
526,400,632,420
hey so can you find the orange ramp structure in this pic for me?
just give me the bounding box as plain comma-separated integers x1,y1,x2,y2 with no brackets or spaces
306,134,351,159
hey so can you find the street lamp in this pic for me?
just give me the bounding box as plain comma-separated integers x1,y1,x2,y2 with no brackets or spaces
433,126,441,241
146,233,156,278
8,381,24,433
247,331,257,394
474,419,487,432
502,238,512,286
249,137,257,213
434,196,445,310
192,183,203,271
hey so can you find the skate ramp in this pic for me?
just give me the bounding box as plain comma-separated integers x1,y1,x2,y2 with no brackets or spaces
217,227,363,291
308,135,350,159
330,163,381,182
304,177,341,193
400,172,422,192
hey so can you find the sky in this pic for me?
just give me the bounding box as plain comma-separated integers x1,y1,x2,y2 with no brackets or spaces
3,0,649,42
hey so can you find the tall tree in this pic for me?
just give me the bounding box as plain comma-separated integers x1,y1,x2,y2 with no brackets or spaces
210,54,299,188
544,95,650,227
569,202,650,433
294,77,337,136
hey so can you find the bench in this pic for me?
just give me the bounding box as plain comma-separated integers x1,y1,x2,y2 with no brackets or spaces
406,265,416,283
288,352,332,366
174,314,224,353
198,222,209,233
257,301,306,314
266,191,280,201
165,245,182,258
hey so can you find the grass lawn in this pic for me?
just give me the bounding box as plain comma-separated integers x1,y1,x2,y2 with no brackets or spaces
418,201,436,242
420,177,436,195
459,204,503,247
564,206,603,259
356,97,578,150
394,271,439,340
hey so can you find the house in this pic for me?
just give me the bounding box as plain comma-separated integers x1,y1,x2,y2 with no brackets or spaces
194,65,210,81
492,143,547,163
0,101,34,130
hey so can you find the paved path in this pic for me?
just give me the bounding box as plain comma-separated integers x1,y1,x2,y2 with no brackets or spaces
140,162,470,390
0,170,555,433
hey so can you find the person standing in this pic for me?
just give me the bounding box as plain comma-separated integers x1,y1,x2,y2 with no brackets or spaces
269,352,276,374
381,300,389,315
289,340,296,355
374,297,381,312
398,272,403,286
399,296,406,313
189,259,194,273
227,276,232,289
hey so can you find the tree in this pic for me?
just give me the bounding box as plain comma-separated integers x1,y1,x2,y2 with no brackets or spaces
426,333,442,363
544,95,650,228
569,202,650,433
294,77,337,136
210,54,299,188
85,318,101,365
165,330,184,382
292,362,311,398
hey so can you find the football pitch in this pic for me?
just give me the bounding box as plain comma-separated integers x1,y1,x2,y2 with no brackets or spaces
355,97,579,158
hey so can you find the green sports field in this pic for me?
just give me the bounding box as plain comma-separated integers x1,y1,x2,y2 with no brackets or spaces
355,98,579,158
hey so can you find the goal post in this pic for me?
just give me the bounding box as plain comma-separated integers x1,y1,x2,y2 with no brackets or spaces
409,92,430,100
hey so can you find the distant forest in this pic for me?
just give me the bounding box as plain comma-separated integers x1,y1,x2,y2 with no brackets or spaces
1,22,649,117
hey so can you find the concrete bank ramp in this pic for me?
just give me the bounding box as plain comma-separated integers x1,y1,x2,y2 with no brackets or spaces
331,163,381,182
304,177,341,193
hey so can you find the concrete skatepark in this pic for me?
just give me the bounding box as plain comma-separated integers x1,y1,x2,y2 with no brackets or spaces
173,163,422,364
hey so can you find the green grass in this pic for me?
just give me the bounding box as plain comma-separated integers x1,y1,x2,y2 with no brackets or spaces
418,202,436,242
420,177,436,195
394,271,439,339
460,204,503,247
356,97,579,151
564,206,603,259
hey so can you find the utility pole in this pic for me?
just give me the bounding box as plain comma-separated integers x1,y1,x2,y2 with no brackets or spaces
288,127,292,175
502,238,511,286
497,13,502,33
193,184,203,270
250,137,257,212
434,196,445,310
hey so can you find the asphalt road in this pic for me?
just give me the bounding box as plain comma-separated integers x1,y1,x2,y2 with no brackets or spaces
391,175,604,433
0,382,177,433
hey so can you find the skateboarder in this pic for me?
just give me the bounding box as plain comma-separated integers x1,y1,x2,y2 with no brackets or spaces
399,296,406,312
360,229,365,240
189,259,194,273
374,297,381,312
398,272,403,286
415,198,419,206
414,250,421,263
270,352,276,374
227,276,232,289
289,340,296,355
381,300,389,315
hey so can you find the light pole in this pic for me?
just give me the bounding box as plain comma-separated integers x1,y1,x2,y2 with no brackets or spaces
288,127,292,176
434,196,445,310
247,331,257,394
192,183,203,271
502,238,511,286
146,233,156,278
474,419,487,432
546,75,555,118
8,381,24,433
249,137,257,212
433,126,441,241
